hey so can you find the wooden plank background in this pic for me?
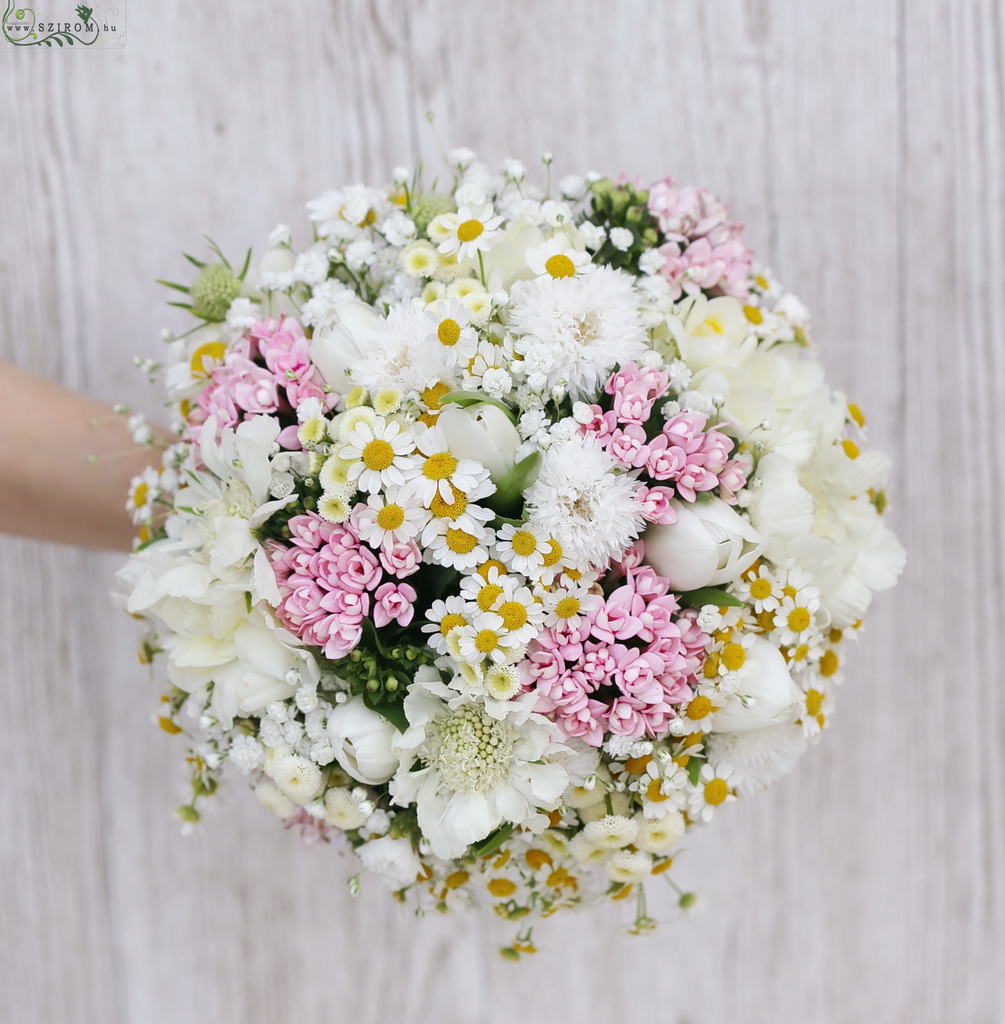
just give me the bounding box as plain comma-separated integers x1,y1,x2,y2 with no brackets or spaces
1,1,1001,1020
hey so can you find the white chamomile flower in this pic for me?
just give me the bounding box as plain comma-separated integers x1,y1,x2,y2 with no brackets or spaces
429,203,504,260
462,337,517,392
126,465,161,523
773,589,823,647
733,564,784,613
456,611,526,665
458,565,516,614
422,597,471,656
524,237,592,280
637,760,690,818
420,481,496,544
798,681,832,737
401,239,440,278
404,422,491,505
425,521,494,572
424,298,478,366
669,688,725,736
687,762,740,823
339,416,416,492
491,584,545,645
708,631,759,684
496,522,547,577
539,582,601,629
355,489,428,547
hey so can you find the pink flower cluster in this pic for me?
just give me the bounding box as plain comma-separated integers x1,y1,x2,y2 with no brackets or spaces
523,562,707,746
188,316,335,440
647,176,752,300
582,363,748,506
269,512,416,661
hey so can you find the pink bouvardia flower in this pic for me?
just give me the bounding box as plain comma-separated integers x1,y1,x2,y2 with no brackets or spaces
521,565,708,746
373,582,417,628
647,176,753,300
270,512,383,660
251,316,337,412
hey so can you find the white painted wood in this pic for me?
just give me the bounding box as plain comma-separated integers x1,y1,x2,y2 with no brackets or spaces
1,1,1001,1020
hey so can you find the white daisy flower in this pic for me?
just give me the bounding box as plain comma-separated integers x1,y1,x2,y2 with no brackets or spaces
340,416,416,493
354,489,428,548
422,597,471,656
732,564,784,613
523,435,645,570
429,203,504,261
390,669,568,860
420,484,496,545
491,584,545,645
798,681,832,737
462,337,518,393
636,760,690,818
687,762,740,823
539,582,601,629
508,265,647,401
424,298,479,367
425,522,494,573
668,688,725,736
458,565,516,614
456,611,526,665
773,589,823,647
524,237,592,279
403,422,492,505
496,522,547,577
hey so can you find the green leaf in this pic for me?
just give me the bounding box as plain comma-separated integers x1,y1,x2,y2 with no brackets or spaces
156,279,191,294
182,252,207,270
439,390,517,424
486,450,540,517
238,246,253,281
686,757,704,787
166,301,195,311
677,587,743,608
362,690,408,733
471,822,514,858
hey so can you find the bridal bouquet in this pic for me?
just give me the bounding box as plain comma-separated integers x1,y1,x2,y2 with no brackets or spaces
119,150,904,952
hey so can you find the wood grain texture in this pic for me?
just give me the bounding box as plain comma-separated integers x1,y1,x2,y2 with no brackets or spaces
0,1,1001,1021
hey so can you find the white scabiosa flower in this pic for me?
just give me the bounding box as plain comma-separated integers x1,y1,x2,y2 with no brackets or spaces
582,815,639,850
323,787,369,830
508,265,647,401
634,811,685,853
524,435,644,570
269,752,325,805
356,835,422,890
605,849,652,884
254,780,297,820
390,668,569,860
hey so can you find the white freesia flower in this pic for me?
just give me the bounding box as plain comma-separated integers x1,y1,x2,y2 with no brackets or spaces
390,668,569,859
356,835,422,889
709,636,802,732
326,696,401,784
643,498,764,591
436,403,522,482
309,297,383,394
668,294,754,372
744,453,815,563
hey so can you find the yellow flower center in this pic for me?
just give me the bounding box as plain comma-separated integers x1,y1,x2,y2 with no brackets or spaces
477,559,507,580
686,695,713,720
704,778,729,805
743,304,763,324
445,528,478,553
477,584,504,611
787,608,811,633
376,504,405,530
554,596,580,619
423,451,458,480
702,652,720,679
841,439,861,459
422,381,451,410
499,601,528,631
475,629,501,653
721,643,746,671
749,578,773,600
362,439,395,471
510,530,538,557
445,870,469,888
189,340,227,377
805,689,824,716
457,219,484,243
487,877,516,898
545,253,576,278
541,538,563,567
820,649,839,677
646,778,670,802
564,567,582,581
131,482,149,508
624,755,652,774
791,643,810,662
439,612,466,637
430,487,468,520
437,318,462,346
525,849,552,870
848,402,866,428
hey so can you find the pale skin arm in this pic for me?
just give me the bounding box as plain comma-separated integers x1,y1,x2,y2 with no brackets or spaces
0,361,166,551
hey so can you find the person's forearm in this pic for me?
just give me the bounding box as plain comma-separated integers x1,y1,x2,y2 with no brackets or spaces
0,361,166,551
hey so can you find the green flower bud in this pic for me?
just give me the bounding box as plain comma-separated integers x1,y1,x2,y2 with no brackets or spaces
412,192,456,233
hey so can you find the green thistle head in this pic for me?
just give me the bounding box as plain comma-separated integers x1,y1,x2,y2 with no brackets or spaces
412,192,456,234
191,263,242,322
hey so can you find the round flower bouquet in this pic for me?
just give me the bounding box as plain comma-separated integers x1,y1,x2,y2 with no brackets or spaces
119,150,904,952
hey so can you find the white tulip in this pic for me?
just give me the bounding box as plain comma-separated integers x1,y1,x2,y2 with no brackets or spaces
326,696,400,784
309,299,383,394
711,637,802,732
436,403,522,482
643,498,764,591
